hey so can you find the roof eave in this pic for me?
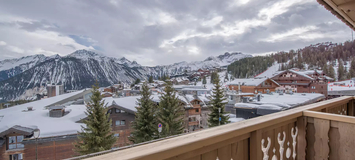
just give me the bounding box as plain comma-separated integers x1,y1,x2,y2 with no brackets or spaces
317,0,355,31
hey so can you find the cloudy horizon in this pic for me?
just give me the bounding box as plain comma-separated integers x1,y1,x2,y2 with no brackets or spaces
0,0,352,66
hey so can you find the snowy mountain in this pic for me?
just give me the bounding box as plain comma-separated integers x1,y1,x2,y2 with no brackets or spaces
0,54,48,81
0,50,251,100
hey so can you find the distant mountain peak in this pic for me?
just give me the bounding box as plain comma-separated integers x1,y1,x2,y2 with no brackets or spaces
67,49,104,58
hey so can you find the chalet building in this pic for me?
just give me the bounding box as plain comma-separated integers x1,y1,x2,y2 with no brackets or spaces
106,104,136,147
271,69,333,97
182,95,210,132
171,77,190,85
101,92,113,97
46,84,64,98
227,78,280,94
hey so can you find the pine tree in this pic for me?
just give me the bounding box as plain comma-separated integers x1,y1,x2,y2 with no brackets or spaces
148,76,153,83
157,81,184,137
208,75,229,127
75,82,116,155
135,78,141,84
328,64,335,79
130,82,157,143
338,60,345,81
322,64,328,75
202,76,207,84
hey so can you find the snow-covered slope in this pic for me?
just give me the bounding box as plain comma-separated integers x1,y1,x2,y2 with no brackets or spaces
149,52,251,76
0,54,48,81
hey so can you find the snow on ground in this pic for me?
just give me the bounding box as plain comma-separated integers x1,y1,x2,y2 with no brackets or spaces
195,71,232,90
225,113,245,123
0,90,88,138
255,62,280,78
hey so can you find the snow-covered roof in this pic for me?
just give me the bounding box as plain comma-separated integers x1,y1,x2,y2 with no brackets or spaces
235,93,324,110
227,78,278,86
328,79,355,91
181,88,210,91
0,90,91,138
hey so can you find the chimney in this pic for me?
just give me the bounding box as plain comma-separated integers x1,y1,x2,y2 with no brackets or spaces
27,107,33,111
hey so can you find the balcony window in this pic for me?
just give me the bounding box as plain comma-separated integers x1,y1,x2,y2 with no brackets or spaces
8,135,24,150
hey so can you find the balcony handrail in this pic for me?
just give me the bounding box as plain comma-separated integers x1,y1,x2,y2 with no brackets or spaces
77,96,353,160
303,110,355,124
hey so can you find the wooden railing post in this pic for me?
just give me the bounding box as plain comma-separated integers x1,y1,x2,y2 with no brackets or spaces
250,129,262,160
313,118,330,160
297,116,307,160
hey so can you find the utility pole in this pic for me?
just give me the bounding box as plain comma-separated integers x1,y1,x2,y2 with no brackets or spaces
218,108,221,126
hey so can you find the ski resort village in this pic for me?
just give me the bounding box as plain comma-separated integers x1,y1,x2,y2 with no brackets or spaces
1,60,350,159
2,0,355,160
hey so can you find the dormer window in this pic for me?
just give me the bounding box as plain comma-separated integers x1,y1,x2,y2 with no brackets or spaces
8,135,24,150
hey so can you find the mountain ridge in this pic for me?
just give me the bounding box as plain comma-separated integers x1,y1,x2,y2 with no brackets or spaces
0,50,251,100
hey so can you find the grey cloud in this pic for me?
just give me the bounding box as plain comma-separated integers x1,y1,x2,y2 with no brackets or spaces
0,0,351,65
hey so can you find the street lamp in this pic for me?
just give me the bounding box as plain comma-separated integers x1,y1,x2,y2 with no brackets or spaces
33,129,40,160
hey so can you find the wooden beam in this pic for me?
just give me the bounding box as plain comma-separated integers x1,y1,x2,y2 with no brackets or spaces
303,110,355,124
323,0,355,26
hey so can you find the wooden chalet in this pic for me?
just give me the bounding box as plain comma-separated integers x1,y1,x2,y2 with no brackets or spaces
227,78,280,94
271,69,332,97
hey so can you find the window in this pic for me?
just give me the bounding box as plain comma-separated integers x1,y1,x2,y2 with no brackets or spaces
107,109,112,114
8,135,24,150
9,154,23,160
195,109,199,113
121,110,125,113
115,120,126,126
114,133,120,137
115,108,121,113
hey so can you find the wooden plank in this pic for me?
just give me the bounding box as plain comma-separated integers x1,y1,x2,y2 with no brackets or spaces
338,121,355,160
303,110,355,124
185,155,200,160
329,125,340,160
348,100,354,116
313,118,330,160
306,121,315,160
250,130,262,160
217,145,231,160
167,133,249,160
83,96,353,160
201,150,217,160
297,117,307,160
261,118,297,133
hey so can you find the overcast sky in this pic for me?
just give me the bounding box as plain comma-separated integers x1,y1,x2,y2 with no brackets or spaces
0,0,351,66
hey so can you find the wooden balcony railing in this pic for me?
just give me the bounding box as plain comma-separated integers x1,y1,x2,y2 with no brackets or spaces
73,96,355,160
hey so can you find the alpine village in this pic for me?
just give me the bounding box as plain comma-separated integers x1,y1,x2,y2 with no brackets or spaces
1,0,355,160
